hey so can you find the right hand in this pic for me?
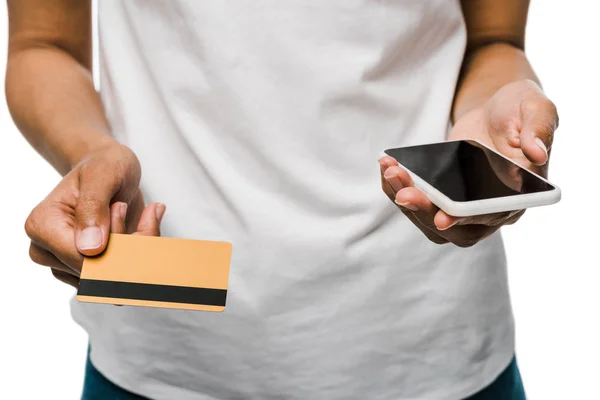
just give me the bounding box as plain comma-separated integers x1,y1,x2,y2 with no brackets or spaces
25,142,166,288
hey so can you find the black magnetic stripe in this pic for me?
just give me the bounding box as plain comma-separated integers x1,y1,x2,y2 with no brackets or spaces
78,279,227,306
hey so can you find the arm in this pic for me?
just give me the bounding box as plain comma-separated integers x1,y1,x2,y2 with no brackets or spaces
6,0,163,288
5,0,115,176
379,0,559,247
451,0,558,169
453,0,537,121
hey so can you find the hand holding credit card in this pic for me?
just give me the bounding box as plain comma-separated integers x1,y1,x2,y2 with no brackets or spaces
77,234,232,312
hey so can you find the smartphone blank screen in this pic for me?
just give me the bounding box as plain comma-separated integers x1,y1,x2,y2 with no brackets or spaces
384,140,556,202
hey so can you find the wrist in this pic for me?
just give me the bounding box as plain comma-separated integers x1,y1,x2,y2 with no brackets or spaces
452,43,539,123
65,132,121,172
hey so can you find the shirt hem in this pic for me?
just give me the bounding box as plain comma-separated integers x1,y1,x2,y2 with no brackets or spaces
73,299,517,400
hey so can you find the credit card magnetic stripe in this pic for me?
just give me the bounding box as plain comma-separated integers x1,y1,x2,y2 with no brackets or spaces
78,279,227,306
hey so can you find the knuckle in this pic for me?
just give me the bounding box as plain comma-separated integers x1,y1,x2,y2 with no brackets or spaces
453,226,498,248
138,227,160,237
522,97,541,114
542,98,558,116
28,244,47,265
545,100,560,131
455,237,480,248
537,123,555,141
427,235,448,245
504,213,524,226
24,205,44,241
524,98,559,139
458,217,474,226
524,96,556,115
51,269,71,283
51,268,76,284
24,214,37,240
488,212,512,227
417,226,448,245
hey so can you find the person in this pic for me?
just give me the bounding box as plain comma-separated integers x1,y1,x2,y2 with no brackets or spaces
5,1,558,399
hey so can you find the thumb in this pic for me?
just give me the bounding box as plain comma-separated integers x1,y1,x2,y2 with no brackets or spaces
519,98,558,167
74,164,121,256
133,203,166,236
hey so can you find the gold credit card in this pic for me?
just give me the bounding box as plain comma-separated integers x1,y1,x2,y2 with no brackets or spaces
76,234,232,312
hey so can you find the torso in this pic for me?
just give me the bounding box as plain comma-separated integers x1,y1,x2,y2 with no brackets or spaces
72,2,515,398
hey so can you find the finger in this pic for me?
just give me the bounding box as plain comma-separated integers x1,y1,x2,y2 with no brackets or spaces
29,242,78,275
393,189,514,247
74,163,122,256
378,163,448,245
380,175,447,244
403,210,449,244
519,97,559,166
383,167,404,192
381,171,397,202
444,211,525,248
110,202,128,234
125,191,145,234
394,188,448,244
501,209,526,226
51,268,79,288
133,203,166,236
383,166,414,193
378,155,399,173
447,224,499,248
433,210,516,231
25,202,84,273
394,187,434,216
433,211,464,231
433,211,525,248
380,164,411,203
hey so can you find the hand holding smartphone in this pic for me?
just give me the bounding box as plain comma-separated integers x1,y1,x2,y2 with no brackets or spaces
383,140,560,217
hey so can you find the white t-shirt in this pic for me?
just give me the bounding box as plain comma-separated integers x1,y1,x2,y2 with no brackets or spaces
71,1,515,399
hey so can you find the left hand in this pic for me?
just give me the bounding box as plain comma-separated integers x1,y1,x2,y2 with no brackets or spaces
379,79,558,247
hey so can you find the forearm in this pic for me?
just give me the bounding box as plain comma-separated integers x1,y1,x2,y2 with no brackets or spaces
5,46,115,176
452,42,540,122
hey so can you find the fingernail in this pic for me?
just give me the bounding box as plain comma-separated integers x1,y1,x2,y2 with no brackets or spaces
535,137,548,161
437,221,458,231
119,203,128,220
156,203,166,223
384,169,395,179
78,226,103,250
395,200,419,211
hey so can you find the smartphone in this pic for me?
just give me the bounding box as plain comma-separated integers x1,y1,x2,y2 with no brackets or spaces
383,139,561,217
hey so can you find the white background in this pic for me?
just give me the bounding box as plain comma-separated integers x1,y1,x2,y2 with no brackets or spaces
0,1,598,399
